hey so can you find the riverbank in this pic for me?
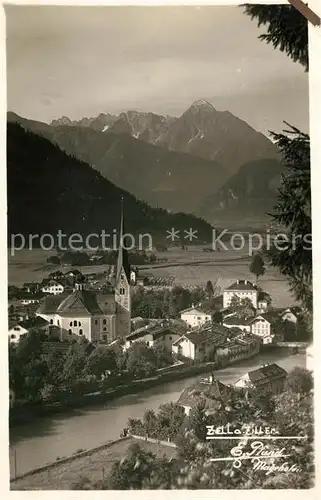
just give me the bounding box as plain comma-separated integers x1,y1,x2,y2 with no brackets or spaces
11,347,263,427
10,436,177,490
10,349,305,477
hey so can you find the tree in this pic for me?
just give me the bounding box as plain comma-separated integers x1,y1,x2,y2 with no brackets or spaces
243,5,311,312
85,346,117,379
189,400,208,440
243,5,308,70
285,367,313,394
125,341,157,378
267,125,311,310
205,280,214,298
105,442,158,489
249,253,265,283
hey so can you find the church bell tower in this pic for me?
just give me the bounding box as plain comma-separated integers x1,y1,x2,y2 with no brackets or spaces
115,199,131,339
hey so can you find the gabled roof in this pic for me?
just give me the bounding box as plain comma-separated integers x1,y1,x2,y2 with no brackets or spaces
18,316,49,330
173,325,230,347
250,314,273,325
225,280,257,291
57,290,103,316
180,306,210,315
246,363,287,387
177,377,232,410
37,294,69,315
223,316,251,326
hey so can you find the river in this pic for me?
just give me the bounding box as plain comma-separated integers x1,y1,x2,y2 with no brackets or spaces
9,348,306,477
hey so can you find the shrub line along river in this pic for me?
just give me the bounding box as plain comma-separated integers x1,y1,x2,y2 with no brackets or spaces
9,347,306,477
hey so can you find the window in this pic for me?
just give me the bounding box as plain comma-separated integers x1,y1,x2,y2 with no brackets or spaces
103,327,107,331
70,321,72,327
14,327,19,331
57,320,60,326
78,321,81,326
102,334,107,342
169,336,172,340
50,319,53,324
79,329,83,335
68,329,72,335
10,334,16,339
95,319,98,325
103,319,107,325
120,287,125,295
73,320,77,327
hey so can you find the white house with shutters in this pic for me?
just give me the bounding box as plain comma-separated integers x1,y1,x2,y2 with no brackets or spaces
223,280,258,309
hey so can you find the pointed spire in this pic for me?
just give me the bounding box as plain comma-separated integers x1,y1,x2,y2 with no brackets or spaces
116,197,130,283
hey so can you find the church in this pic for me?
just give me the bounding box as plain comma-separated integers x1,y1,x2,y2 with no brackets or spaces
36,208,131,344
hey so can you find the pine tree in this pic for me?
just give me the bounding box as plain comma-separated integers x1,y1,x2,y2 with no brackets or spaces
267,124,311,310
243,4,308,70
243,4,312,311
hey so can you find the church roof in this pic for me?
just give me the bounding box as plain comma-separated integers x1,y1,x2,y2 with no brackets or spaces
37,289,114,317
57,289,104,316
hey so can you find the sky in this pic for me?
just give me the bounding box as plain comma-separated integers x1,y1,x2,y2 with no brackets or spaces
5,5,309,136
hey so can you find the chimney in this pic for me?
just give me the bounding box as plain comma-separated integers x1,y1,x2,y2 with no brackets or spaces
245,280,247,285
236,280,239,285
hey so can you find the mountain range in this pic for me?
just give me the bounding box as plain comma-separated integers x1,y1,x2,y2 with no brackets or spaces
7,122,214,241
7,100,283,225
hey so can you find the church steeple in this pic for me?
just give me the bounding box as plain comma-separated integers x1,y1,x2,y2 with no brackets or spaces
116,197,130,284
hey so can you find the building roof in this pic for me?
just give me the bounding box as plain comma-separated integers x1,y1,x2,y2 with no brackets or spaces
18,316,49,330
244,363,287,387
223,316,251,326
173,324,231,347
281,307,301,316
57,290,105,316
250,313,274,325
37,294,69,314
177,376,232,410
180,306,211,316
225,280,257,292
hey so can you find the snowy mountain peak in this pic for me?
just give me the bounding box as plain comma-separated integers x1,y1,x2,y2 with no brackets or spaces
189,99,215,112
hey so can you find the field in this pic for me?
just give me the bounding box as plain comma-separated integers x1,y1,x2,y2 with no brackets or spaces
10,437,176,490
8,245,294,308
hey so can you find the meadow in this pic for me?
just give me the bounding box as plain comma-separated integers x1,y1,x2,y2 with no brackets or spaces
8,245,294,308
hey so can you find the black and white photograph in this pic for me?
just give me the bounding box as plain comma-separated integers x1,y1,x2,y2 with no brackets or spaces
5,1,316,491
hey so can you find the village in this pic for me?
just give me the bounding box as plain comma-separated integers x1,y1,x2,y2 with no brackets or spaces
8,247,311,411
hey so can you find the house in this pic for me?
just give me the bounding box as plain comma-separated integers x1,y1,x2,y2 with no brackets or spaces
41,280,65,295
9,316,50,344
222,315,251,333
234,363,287,394
125,319,185,351
223,280,258,309
36,208,131,343
215,335,260,364
280,307,301,324
172,325,230,362
20,293,43,305
177,374,233,415
180,306,212,329
249,314,274,344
